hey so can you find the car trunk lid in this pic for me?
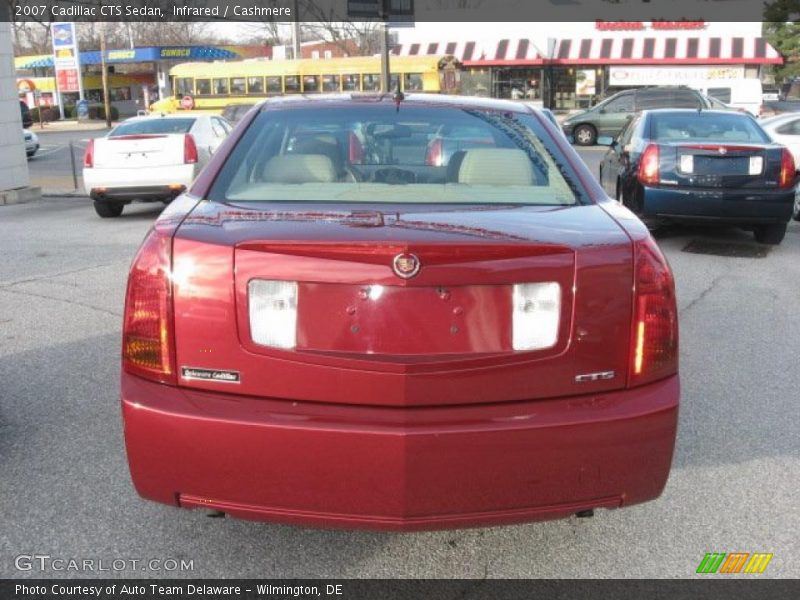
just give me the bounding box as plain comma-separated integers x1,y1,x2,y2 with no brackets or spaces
92,134,188,169
170,202,635,407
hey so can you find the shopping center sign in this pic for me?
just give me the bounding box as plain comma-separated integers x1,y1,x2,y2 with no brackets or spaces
609,65,745,86
595,20,706,31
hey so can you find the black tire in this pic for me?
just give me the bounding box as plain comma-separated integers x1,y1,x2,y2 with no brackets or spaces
94,200,124,218
573,124,597,146
793,191,800,222
753,223,787,245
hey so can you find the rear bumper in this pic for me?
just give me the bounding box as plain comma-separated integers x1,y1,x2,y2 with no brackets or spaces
90,185,186,202
643,186,795,224
84,164,196,201
122,373,679,531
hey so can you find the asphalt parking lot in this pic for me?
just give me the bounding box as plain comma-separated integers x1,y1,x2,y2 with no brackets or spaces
1,145,798,579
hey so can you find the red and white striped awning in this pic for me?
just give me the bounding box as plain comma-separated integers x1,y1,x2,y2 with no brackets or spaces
391,39,543,64
393,36,781,66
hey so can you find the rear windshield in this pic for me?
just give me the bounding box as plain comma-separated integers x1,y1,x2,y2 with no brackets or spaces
110,118,195,136
208,104,584,205
650,113,770,143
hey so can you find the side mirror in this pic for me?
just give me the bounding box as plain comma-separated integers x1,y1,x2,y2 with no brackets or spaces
597,136,616,147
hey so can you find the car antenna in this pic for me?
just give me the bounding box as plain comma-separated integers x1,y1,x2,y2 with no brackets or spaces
393,84,404,113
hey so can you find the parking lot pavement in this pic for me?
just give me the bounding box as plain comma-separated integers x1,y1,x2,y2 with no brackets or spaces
1,163,799,577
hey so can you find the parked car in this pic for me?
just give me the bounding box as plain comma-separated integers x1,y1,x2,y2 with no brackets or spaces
20,100,33,128
598,109,796,243
689,78,764,116
762,86,782,103
760,113,800,164
562,87,714,145
121,95,680,531
24,129,39,158
83,113,232,218
221,103,256,125
761,113,800,221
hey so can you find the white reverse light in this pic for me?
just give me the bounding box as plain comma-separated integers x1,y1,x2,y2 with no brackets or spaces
749,156,763,175
679,155,694,174
512,282,561,351
249,279,298,349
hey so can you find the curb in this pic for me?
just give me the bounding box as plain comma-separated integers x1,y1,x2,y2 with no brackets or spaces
41,191,87,198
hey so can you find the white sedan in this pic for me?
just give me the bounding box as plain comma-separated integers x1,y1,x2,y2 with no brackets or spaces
83,113,232,218
24,129,39,158
761,113,800,220
761,113,800,164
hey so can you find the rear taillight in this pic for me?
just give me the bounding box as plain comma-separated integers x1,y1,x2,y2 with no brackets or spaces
425,138,443,166
83,139,94,168
638,144,660,185
348,131,364,164
183,134,198,164
629,237,678,387
122,227,175,384
778,147,796,189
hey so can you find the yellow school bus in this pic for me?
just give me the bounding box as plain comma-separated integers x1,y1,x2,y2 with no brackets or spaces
150,55,462,114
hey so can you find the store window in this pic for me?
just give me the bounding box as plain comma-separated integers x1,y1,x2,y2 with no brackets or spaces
403,73,424,92
492,67,542,101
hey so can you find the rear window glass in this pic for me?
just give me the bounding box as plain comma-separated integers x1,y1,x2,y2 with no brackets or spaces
707,87,732,104
208,104,585,206
650,113,769,143
111,118,195,136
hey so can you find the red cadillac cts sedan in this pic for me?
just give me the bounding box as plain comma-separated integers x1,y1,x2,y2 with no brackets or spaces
121,94,679,531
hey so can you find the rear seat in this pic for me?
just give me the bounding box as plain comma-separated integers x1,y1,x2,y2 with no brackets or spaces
456,148,535,186
262,154,337,184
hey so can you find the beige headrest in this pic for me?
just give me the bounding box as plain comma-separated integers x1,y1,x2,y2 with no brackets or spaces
457,148,535,186
262,154,336,184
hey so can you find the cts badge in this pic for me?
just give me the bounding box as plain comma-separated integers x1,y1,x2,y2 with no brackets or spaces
392,253,420,279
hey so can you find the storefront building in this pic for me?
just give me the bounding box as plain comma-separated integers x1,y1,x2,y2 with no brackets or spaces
393,21,781,109
15,45,270,117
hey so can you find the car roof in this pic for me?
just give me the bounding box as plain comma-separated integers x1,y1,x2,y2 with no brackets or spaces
257,93,534,114
641,108,744,116
123,114,202,123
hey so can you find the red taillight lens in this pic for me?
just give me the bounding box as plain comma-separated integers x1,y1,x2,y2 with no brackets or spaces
629,237,678,387
348,131,364,164
638,143,660,185
425,138,443,166
83,139,94,168
122,228,175,384
184,134,198,164
778,147,796,189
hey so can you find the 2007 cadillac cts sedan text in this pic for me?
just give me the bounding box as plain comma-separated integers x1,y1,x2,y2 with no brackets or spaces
121,94,679,531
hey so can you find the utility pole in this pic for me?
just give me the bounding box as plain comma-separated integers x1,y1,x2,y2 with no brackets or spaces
379,0,391,93
292,0,301,59
100,24,112,128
